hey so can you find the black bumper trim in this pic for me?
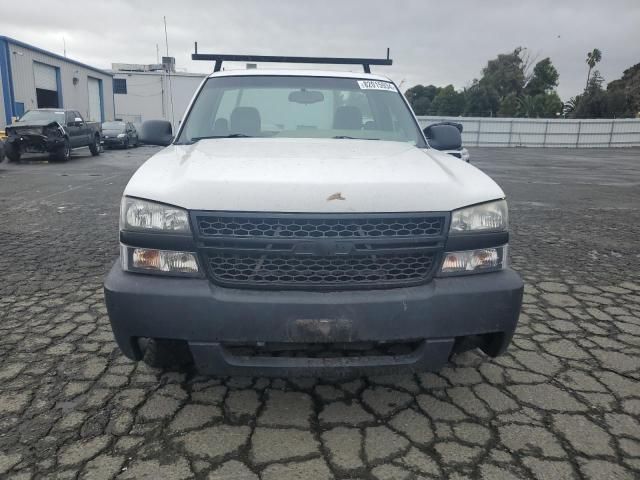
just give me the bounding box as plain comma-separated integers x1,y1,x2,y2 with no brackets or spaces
104,262,523,375
189,339,454,377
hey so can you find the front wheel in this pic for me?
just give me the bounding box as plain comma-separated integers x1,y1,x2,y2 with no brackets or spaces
139,338,192,370
50,139,70,162
5,142,21,162
89,135,101,156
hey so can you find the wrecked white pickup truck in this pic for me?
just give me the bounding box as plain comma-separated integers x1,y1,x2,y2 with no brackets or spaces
104,50,523,377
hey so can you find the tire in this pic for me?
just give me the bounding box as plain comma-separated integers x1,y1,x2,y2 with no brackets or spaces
5,142,20,162
140,338,192,370
50,138,71,162
89,134,101,156
0,142,4,162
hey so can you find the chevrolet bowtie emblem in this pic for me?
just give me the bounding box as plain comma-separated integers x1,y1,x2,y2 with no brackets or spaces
327,192,346,201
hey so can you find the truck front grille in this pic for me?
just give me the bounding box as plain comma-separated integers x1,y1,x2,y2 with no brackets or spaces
205,251,436,288
193,212,448,290
197,214,443,239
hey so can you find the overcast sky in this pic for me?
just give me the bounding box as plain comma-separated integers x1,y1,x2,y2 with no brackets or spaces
1,0,638,100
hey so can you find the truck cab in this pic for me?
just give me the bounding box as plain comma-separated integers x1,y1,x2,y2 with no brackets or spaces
104,52,523,377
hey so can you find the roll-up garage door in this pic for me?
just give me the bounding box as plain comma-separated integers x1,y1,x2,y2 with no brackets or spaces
34,62,59,108
87,77,102,122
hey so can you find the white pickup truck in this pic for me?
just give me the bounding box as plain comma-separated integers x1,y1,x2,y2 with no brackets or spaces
104,52,523,377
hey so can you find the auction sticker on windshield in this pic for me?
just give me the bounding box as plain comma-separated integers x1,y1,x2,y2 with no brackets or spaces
357,80,396,91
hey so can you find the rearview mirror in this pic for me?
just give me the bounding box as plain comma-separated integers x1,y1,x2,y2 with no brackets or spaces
288,89,324,104
139,120,173,146
423,124,462,151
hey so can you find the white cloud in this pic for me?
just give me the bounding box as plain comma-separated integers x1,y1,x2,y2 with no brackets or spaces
1,0,638,100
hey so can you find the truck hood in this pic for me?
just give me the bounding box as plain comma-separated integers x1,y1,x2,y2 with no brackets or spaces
125,138,504,212
7,120,58,132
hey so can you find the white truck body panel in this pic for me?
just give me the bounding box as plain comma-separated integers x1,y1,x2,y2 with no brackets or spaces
125,138,503,212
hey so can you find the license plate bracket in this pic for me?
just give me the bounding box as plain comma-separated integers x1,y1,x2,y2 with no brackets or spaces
288,318,353,342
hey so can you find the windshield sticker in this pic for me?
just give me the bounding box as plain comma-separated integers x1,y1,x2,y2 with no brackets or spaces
357,80,396,91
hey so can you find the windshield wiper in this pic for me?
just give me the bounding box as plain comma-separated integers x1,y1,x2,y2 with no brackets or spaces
332,136,380,140
188,133,253,143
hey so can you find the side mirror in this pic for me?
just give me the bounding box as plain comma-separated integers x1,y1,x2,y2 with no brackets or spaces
74,117,83,123
423,124,462,151
139,120,173,146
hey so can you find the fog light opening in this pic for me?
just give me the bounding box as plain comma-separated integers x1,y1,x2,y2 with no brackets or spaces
440,245,507,276
124,245,200,275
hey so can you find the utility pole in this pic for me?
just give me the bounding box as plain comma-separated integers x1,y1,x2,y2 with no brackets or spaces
63,37,66,57
163,16,175,128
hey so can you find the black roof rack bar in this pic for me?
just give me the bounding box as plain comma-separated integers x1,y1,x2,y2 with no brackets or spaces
192,42,392,73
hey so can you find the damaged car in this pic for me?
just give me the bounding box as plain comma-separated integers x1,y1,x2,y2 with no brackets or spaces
4,109,102,162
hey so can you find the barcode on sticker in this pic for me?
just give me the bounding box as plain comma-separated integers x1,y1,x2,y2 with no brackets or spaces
357,80,396,91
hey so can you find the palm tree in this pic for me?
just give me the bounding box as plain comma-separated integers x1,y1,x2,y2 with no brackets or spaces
585,48,602,90
517,95,538,118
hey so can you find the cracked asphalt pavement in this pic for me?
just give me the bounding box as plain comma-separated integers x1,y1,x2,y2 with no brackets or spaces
0,146,639,479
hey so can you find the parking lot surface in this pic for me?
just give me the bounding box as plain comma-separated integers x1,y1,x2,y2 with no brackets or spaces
0,146,639,480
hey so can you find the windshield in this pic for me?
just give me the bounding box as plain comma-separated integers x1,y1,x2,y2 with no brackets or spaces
19,110,65,124
103,121,126,131
176,76,425,146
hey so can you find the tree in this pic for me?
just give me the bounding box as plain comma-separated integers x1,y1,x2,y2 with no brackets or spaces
572,70,608,118
464,81,499,116
537,92,563,118
404,85,439,115
479,47,526,100
607,62,640,117
525,58,559,96
404,48,564,118
585,48,602,90
429,85,465,115
498,93,520,116
563,97,578,117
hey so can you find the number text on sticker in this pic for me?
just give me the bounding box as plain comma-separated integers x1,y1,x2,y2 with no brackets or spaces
357,80,396,91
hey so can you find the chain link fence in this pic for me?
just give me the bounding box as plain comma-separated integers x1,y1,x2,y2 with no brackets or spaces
416,116,640,147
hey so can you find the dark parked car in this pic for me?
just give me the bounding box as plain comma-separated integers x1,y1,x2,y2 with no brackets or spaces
102,121,139,149
4,109,101,162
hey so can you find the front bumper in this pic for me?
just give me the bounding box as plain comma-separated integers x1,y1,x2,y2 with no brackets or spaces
7,135,64,153
103,137,126,147
104,262,523,376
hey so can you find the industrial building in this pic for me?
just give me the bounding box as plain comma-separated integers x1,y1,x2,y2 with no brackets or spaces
111,60,205,130
0,36,115,129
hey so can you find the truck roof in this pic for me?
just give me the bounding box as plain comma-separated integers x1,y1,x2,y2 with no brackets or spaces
207,68,393,83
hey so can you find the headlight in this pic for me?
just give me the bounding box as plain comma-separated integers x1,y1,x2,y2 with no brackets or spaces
117,133,126,138
121,245,200,276
439,245,507,276
450,200,507,233
120,197,191,233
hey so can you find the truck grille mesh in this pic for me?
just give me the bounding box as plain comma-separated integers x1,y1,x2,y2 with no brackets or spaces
194,213,446,290
206,251,436,287
197,215,443,238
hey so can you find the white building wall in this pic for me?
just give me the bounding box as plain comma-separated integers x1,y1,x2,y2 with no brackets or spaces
113,72,205,130
6,40,114,126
